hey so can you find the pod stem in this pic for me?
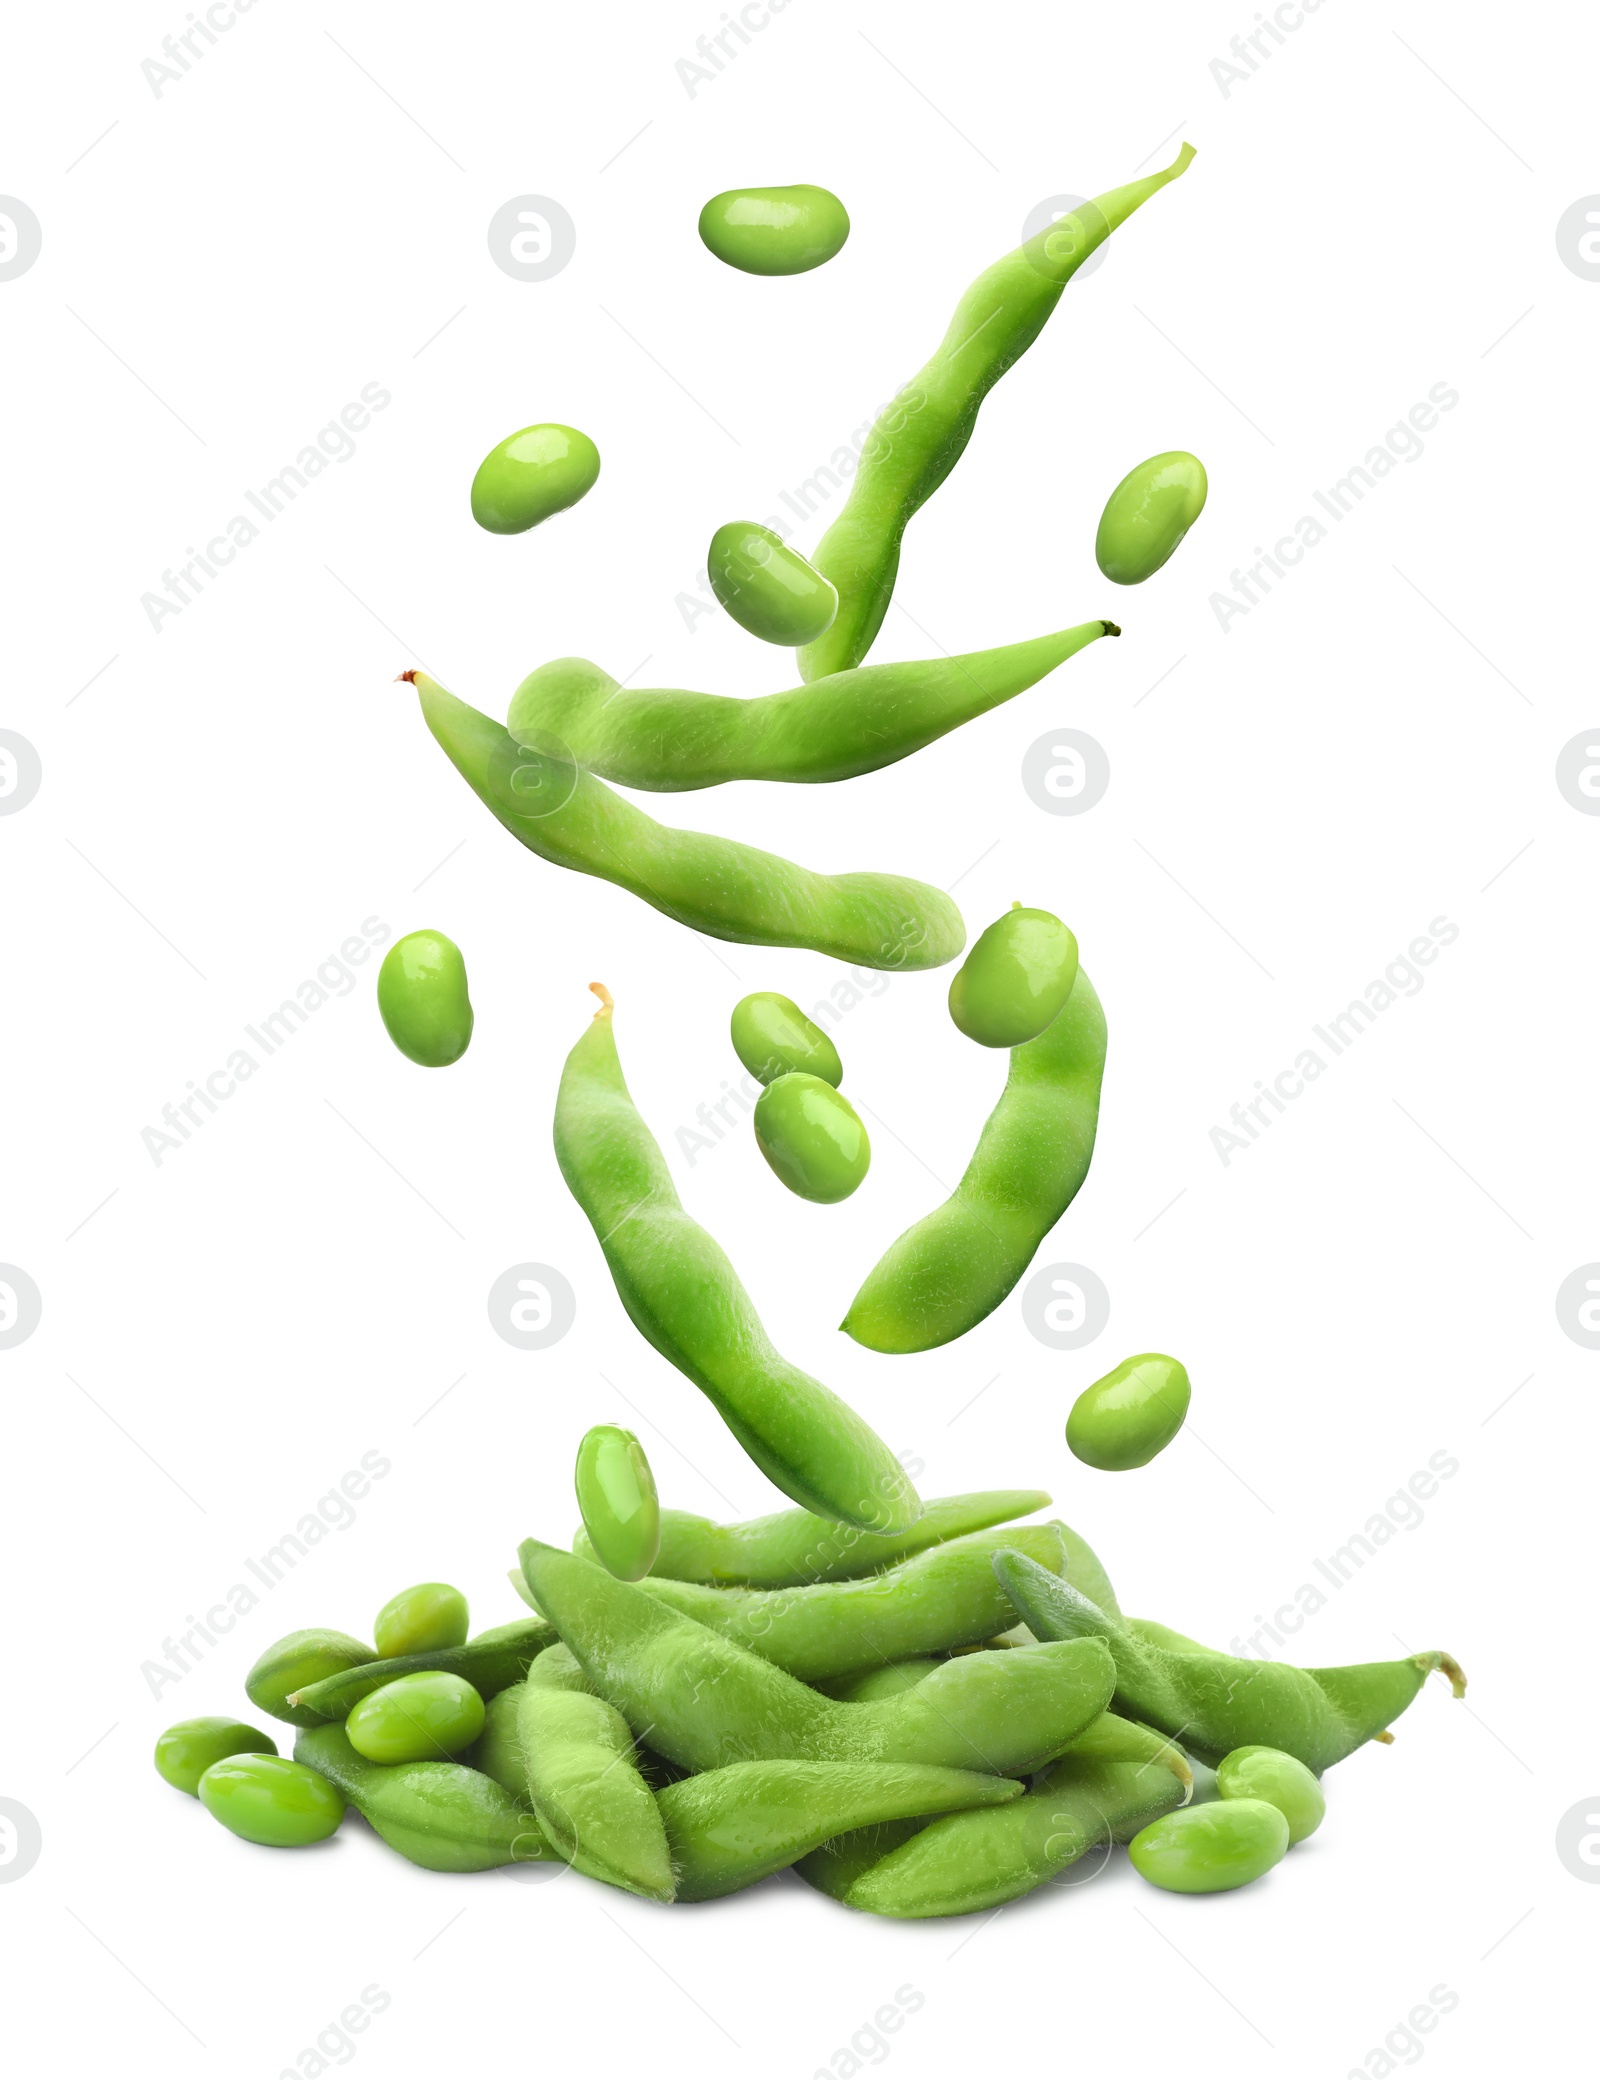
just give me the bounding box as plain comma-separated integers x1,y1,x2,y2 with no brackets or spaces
1416,1650,1468,1699
589,981,614,1019
1101,621,1122,638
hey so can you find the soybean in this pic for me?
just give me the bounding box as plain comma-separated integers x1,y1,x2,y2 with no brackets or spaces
154,1718,277,1797
575,1424,660,1581
470,422,600,535
1067,1352,1191,1471
246,1629,376,1728
730,992,842,1088
1095,450,1207,585
374,1582,469,1660
698,184,850,276
753,1074,870,1203
708,522,837,646
295,1724,554,1872
1215,1745,1325,1844
198,1754,346,1848
377,930,474,1067
1129,1798,1290,1894
948,905,1079,1048
345,1672,486,1764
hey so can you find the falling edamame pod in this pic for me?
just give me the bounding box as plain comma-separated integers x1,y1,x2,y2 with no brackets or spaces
798,143,1195,680
708,521,838,646
377,930,474,1066
991,1548,1467,1774
844,968,1106,1352
947,904,1079,1048
555,984,920,1532
574,1424,661,1581
408,672,964,971
285,1617,558,1722
294,1724,555,1872
729,992,843,1087
503,621,1115,791
698,184,851,275
470,422,600,534
753,1074,870,1203
1094,450,1208,584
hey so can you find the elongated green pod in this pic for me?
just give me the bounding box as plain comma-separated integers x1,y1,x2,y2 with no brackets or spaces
294,1724,554,1872
286,1617,558,1722
516,1663,674,1901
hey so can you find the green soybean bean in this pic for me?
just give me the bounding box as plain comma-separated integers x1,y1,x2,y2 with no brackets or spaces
630,1525,1072,1682
1095,450,1208,585
708,522,838,646
1067,1352,1191,1472
730,992,843,1088
154,1717,277,1797
294,1723,554,1872
519,1538,1114,1777
664,1761,1018,1902
575,1424,660,1581
1129,1797,1290,1894
753,1074,870,1203
345,1672,486,1764
504,621,1114,792
947,904,1079,1048
374,1582,469,1660
411,673,963,970
844,968,1106,1352
246,1629,376,1728
470,423,600,535
516,1653,674,1901
1215,1745,1325,1844
286,1616,557,1722
555,986,920,1531
377,930,473,1067
698,184,850,276
574,1486,1054,1588
798,144,1194,681
198,1754,346,1848
991,1548,1467,1774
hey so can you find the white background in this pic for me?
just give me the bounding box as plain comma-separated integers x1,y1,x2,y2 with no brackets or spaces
3,2,1593,2072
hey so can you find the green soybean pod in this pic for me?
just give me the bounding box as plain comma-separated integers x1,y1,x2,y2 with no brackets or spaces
708,522,838,646
1094,450,1208,584
730,993,842,1087
1215,1745,1325,1844
154,1718,277,1797
377,930,474,1067
246,1629,377,1728
198,1754,346,1848
948,905,1079,1048
374,1582,469,1660
345,1671,486,1764
1066,1352,1191,1471
1128,1797,1290,1894
471,422,600,535
753,1074,870,1204
575,1424,661,1581
294,1724,554,1873
698,184,850,276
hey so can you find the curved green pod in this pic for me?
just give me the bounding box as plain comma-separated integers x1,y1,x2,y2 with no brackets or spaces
698,184,850,275
411,672,963,971
285,1617,557,1722
1095,449,1208,584
992,1548,1467,1774
504,621,1114,792
947,905,1079,1048
555,986,921,1532
245,1628,377,1728
844,969,1106,1352
575,1424,660,1581
708,522,838,646
377,930,474,1066
730,992,842,1088
798,144,1195,680
1129,1798,1289,1894
573,1486,1053,1588
516,1656,674,1900
1067,1351,1191,1470
294,1724,555,1872
470,422,600,535
753,1074,870,1203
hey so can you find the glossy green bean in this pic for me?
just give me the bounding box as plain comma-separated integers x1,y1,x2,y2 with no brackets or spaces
991,1549,1467,1773
470,423,600,535
517,1654,674,1901
294,1724,555,1872
797,144,1195,680
753,1074,870,1203
198,1755,346,1848
155,1718,277,1797
708,522,838,646
947,905,1079,1049
844,968,1106,1352
377,930,473,1067
555,985,920,1531
1215,1745,1325,1844
729,992,843,1087
286,1617,558,1722
1129,1798,1289,1894
345,1672,486,1764
1067,1352,1191,1471
411,672,963,970
575,1424,660,1581
503,623,1115,791
699,185,850,276
373,1582,469,1659
1095,450,1208,584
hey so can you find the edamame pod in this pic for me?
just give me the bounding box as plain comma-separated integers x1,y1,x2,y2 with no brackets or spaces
155,1718,277,1797
1066,1352,1191,1471
504,621,1115,792
555,985,920,1532
573,1486,1055,1588
198,1754,346,1848
992,1549,1467,1774
516,1655,674,1901
575,1424,661,1581
294,1724,555,1873
1095,450,1208,584
1129,1798,1289,1894
1215,1745,1325,1844
285,1616,557,1722
377,931,474,1067
374,1582,469,1659
345,1672,486,1764
246,1628,377,1728
708,522,838,646
844,969,1106,1352
947,905,1079,1048
815,1660,942,1703
730,992,843,1087
470,423,600,534
464,1687,528,1799
698,184,850,275
798,144,1195,680
753,1074,870,1203
411,673,964,971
